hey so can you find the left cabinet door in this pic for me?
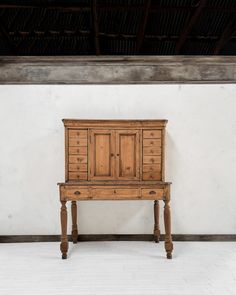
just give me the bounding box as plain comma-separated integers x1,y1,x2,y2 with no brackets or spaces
89,129,116,180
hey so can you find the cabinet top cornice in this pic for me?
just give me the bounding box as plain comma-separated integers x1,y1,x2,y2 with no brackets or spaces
63,119,168,128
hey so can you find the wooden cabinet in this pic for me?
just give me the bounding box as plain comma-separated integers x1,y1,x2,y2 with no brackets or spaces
59,119,173,260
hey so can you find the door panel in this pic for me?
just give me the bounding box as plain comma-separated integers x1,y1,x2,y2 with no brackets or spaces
116,130,140,180
89,130,115,180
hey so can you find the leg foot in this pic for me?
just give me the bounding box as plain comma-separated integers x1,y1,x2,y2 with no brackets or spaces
62,253,67,259
167,252,172,259
72,230,78,244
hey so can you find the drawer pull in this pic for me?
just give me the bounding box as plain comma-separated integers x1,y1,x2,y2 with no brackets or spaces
149,191,156,195
151,158,154,163
151,132,154,136
77,141,80,144
74,191,81,195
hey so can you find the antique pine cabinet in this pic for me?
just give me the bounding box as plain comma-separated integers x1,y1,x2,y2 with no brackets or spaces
58,119,173,259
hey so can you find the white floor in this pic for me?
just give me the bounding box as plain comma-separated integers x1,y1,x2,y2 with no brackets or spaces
0,242,236,295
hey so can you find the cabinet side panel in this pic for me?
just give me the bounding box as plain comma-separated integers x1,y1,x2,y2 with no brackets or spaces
65,127,69,182
161,128,165,181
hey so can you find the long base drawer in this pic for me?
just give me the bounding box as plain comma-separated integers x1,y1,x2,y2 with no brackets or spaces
60,186,165,201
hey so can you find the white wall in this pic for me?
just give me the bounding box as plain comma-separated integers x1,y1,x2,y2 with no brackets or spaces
0,84,236,235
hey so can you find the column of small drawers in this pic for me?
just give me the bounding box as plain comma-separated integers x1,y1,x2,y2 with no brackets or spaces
68,129,88,181
142,130,162,181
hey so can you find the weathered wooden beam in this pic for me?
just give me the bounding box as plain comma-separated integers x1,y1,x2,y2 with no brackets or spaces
214,16,236,54
136,0,151,53
0,56,235,84
91,0,100,55
175,0,207,54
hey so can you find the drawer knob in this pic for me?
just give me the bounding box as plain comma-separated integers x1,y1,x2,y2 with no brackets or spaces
77,141,80,144
74,191,81,195
151,132,154,136
149,190,156,195
151,158,154,163
114,190,116,193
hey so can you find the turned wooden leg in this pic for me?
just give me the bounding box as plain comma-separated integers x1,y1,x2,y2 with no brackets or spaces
153,200,160,243
60,201,68,259
164,200,173,259
71,201,78,244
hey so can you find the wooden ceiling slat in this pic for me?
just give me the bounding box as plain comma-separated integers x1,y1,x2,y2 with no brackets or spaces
214,15,236,54
0,18,17,54
91,0,100,55
175,0,207,54
136,0,151,53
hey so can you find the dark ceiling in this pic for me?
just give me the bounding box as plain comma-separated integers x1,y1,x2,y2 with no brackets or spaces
0,0,236,55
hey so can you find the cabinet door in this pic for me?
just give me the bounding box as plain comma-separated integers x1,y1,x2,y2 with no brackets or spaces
116,130,140,180
89,130,115,180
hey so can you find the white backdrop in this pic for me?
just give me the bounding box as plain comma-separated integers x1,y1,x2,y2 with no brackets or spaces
0,84,236,235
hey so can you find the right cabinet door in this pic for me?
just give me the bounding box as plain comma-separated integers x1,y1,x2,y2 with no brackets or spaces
116,130,140,180
142,129,162,180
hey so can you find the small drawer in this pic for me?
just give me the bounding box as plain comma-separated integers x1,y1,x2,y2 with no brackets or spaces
143,164,161,173
143,139,161,147
68,172,88,180
142,171,161,181
141,189,164,199
143,155,161,164
68,147,87,155
65,188,90,200
143,146,161,155
143,130,162,139
69,155,87,164
92,188,140,199
69,138,87,147
68,164,87,172
68,130,87,138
